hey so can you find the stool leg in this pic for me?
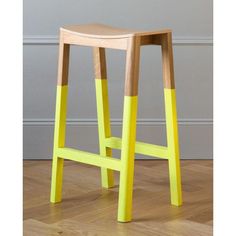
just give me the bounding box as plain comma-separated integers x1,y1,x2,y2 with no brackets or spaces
50,37,70,203
118,37,140,222
161,32,182,206
93,48,114,188
118,96,138,222
164,89,182,206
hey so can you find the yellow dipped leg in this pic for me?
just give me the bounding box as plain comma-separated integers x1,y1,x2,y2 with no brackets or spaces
50,157,64,203
118,96,138,222
164,88,182,206
50,85,68,203
95,79,114,188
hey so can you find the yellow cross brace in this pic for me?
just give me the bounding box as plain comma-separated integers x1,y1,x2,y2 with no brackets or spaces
105,137,169,159
56,147,121,171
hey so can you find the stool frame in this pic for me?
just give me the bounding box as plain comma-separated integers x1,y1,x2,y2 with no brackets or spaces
50,27,182,222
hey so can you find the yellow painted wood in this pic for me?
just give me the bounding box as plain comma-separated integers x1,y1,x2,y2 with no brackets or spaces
118,96,138,222
56,147,121,171
50,85,68,203
95,79,114,188
164,88,182,206
105,137,169,159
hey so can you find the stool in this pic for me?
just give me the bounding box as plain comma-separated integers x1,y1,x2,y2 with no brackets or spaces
50,24,182,222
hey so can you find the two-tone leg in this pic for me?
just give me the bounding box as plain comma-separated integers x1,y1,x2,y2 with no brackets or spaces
93,47,114,188
50,33,70,203
161,32,182,206
118,36,141,222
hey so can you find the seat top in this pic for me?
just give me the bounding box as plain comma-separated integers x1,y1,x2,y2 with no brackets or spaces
61,24,171,39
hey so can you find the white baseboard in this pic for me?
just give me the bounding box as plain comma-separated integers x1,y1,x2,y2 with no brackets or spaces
23,119,213,160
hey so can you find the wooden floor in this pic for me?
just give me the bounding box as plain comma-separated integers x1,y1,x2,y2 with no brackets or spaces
23,160,213,236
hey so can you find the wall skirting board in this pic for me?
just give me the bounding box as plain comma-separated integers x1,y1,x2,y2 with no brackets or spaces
23,119,213,160
23,36,213,46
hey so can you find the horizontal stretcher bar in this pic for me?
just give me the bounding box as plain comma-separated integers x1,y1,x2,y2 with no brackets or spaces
105,137,169,159
56,147,121,171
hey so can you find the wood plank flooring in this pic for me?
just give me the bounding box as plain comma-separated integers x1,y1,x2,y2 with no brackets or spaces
23,160,213,235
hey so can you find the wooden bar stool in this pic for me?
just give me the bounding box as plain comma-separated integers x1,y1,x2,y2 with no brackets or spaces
50,24,182,222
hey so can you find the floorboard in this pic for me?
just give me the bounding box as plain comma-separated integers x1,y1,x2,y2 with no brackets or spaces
23,160,213,235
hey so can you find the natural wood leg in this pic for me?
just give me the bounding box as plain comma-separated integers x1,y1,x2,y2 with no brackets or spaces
118,37,140,222
161,32,182,206
50,38,70,203
93,47,114,188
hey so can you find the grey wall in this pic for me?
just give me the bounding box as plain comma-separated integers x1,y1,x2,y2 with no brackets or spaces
23,0,213,159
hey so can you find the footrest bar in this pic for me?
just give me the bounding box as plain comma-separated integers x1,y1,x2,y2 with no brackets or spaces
56,147,121,171
105,137,169,159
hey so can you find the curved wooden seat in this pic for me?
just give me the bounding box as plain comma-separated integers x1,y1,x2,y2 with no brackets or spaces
60,24,172,50
61,23,171,39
